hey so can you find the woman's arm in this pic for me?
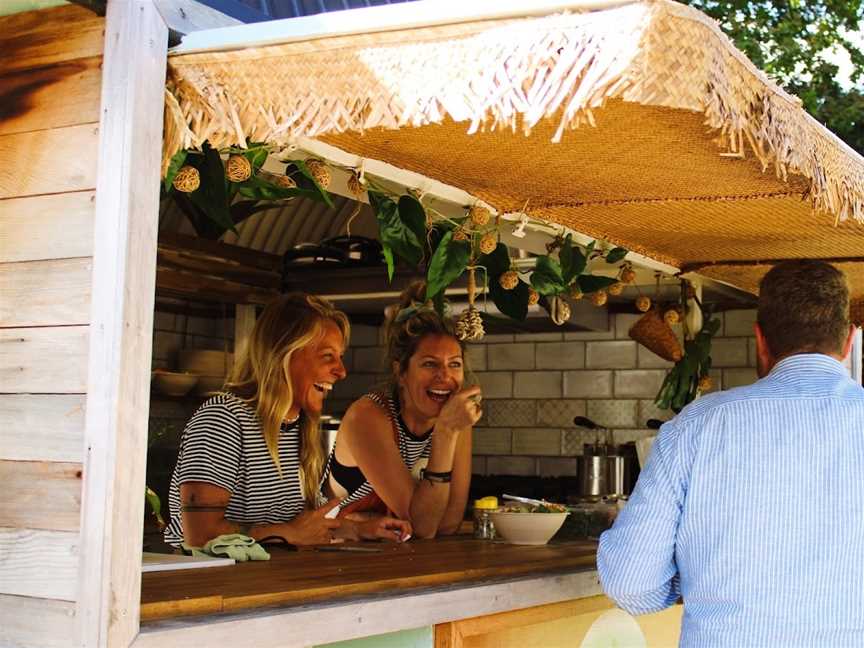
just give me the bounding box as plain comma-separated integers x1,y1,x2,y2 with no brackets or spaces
436,426,472,535
180,482,340,546
341,388,480,538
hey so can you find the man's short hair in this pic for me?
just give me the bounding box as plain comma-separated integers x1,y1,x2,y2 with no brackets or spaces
757,260,850,358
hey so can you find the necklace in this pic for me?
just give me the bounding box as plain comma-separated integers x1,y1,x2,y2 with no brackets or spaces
284,412,300,425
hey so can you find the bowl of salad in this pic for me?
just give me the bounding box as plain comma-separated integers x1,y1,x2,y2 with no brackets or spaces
489,502,569,545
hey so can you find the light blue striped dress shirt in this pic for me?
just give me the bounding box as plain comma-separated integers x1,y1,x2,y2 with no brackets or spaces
598,354,864,647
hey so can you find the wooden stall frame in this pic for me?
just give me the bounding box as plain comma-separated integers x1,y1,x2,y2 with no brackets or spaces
72,2,243,647
76,2,168,646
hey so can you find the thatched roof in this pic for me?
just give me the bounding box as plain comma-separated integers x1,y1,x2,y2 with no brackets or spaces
162,0,864,316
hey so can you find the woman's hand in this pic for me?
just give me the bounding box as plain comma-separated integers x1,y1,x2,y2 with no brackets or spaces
355,516,413,542
435,385,483,435
278,499,342,545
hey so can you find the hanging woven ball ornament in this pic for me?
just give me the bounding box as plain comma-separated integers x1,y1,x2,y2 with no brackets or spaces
479,233,497,255
274,174,297,189
172,166,200,193
226,155,252,182
621,267,637,283
569,285,584,300
636,296,652,312
698,376,712,392
527,288,540,306
607,282,624,296
347,172,365,196
469,205,491,227
499,270,519,290
305,159,331,189
453,228,470,242
664,309,680,325
550,296,571,325
455,307,485,342
590,290,608,307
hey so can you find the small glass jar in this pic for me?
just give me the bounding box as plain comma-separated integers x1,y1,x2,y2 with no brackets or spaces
473,496,498,540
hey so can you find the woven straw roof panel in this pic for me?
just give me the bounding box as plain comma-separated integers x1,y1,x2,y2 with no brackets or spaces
165,0,864,223
163,0,864,307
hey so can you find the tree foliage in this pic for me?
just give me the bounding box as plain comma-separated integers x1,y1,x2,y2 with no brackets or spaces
682,0,864,153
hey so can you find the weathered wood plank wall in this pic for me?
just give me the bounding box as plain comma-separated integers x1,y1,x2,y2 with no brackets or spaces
0,5,104,647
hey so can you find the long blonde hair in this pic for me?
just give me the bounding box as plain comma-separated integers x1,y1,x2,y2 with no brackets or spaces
225,293,349,506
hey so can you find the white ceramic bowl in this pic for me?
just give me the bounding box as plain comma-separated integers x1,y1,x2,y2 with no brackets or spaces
489,511,569,545
152,371,199,397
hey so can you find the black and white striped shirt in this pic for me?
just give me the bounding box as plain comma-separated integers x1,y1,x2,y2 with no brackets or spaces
322,391,433,512
163,392,305,547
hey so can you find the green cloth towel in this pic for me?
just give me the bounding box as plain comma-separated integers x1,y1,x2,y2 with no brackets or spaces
183,533,270,562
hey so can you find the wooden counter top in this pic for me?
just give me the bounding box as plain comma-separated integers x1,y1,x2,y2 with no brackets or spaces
140,537,598,622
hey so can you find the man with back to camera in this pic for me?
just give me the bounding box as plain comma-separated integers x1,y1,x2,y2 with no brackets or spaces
597,259,864,647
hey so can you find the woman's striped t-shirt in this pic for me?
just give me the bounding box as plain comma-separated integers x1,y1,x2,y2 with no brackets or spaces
321,391,433,512
163,392,306,547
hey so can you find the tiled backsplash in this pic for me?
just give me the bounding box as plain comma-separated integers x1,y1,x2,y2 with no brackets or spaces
331,309,759,478
149,306,759,481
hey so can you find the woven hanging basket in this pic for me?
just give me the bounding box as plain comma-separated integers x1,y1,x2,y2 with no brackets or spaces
628,309,683,362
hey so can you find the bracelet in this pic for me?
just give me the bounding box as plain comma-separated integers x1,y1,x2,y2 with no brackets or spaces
420,469,452,483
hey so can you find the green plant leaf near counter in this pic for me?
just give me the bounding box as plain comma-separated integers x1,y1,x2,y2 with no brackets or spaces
145,485,165,530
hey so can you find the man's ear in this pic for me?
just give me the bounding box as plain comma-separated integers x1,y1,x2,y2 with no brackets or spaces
841,323,858,360
754,322,773,373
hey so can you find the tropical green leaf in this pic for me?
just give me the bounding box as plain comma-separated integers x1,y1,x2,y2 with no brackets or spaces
188,142,235,235
234,174,319,202
577,274,618,294
530,256,566,295
145,486,165,528
290,159,334,207
369,191,423,268
163,149,187,193
243,145,269,171
432,290,446,317
425,231,470,301
560,235,587,283
605,247,629,264
382,244,395,282
490,278,530,320
398,195,429,259
479,242,511,278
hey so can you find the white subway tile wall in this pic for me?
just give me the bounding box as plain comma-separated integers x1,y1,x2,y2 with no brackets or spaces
335,310,760,476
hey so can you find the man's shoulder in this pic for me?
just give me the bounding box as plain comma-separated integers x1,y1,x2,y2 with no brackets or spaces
672,383,758,422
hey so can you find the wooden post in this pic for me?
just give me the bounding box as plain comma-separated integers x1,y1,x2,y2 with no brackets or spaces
76,2,168,646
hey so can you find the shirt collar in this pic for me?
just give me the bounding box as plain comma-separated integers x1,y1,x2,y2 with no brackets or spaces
767,353,848,381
